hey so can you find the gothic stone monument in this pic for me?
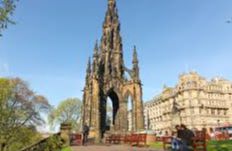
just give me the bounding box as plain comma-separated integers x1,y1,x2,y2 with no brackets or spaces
82,0,144,142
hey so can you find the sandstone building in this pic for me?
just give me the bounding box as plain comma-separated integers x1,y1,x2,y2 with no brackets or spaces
82,0,144,142
144,72,232,134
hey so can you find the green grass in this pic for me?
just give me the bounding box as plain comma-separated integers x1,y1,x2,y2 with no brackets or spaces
61,146,72,151
149,140,232,151
207,140,232,151
148,142,163,149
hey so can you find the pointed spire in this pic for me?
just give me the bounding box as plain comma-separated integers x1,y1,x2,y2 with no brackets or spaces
132,46,140,82
93,40,99,58
87,57,91,72
104,0,117,26
92,40,99,77
108,0,116,9
99,0,124,78
102,0,120,49
85,57,92,81
133,46,138,64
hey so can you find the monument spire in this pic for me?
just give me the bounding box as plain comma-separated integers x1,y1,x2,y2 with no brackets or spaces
108,0,116,8
133,46,138,64
85,57,92,83
82,1,144,142
100,0,124,78
92,40,99,76
93,40,99,58
132,46,140,82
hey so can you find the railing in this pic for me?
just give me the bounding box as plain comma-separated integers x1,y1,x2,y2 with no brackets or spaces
20,133,63,151
105,133,147,147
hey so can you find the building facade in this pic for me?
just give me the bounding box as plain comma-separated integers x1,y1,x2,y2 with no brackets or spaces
144,72,232,134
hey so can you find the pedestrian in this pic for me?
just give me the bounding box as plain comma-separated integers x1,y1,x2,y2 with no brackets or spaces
165,130,169,136
179,124,195,151
82,123,90,146
209,127,215,140
171,130,180,151
171,125,182,151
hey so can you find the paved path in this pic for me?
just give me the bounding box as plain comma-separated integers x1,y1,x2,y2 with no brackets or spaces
72,145,162,151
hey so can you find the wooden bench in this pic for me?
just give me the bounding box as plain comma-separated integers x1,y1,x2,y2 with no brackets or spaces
156,137,163,142
137,134,147,147
70,133,82,146
130,134,139,146
105,134,122,144
162,136,172,151
129,134,148,147
106,133,147,146
105,135,112,144
113,134,122,144
192,130,206,151
124,134,132,144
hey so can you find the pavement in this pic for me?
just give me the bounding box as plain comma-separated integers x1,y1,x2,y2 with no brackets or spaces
71,145,162,151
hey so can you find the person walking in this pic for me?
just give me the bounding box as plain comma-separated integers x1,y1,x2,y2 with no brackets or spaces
82,123,90,146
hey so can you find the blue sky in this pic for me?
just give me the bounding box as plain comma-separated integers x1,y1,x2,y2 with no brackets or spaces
1,0,232,106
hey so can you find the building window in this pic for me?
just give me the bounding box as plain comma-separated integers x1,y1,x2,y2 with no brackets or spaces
218,110,221,115
192,108,195,114
211,109,215,115
224,110,227,115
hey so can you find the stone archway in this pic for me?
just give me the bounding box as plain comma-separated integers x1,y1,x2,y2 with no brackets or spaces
123,90,134,131
100,89,120,136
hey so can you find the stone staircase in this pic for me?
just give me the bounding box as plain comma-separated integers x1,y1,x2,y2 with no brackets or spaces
20,123,71,151
20,133,62,151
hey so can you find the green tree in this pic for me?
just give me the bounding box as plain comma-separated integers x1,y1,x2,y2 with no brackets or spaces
48,98,82,132
0,0,18,36
7,126,42,151
0,77,51,151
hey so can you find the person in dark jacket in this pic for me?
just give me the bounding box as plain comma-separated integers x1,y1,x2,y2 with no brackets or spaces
179,124,195,151
82,123,90,146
